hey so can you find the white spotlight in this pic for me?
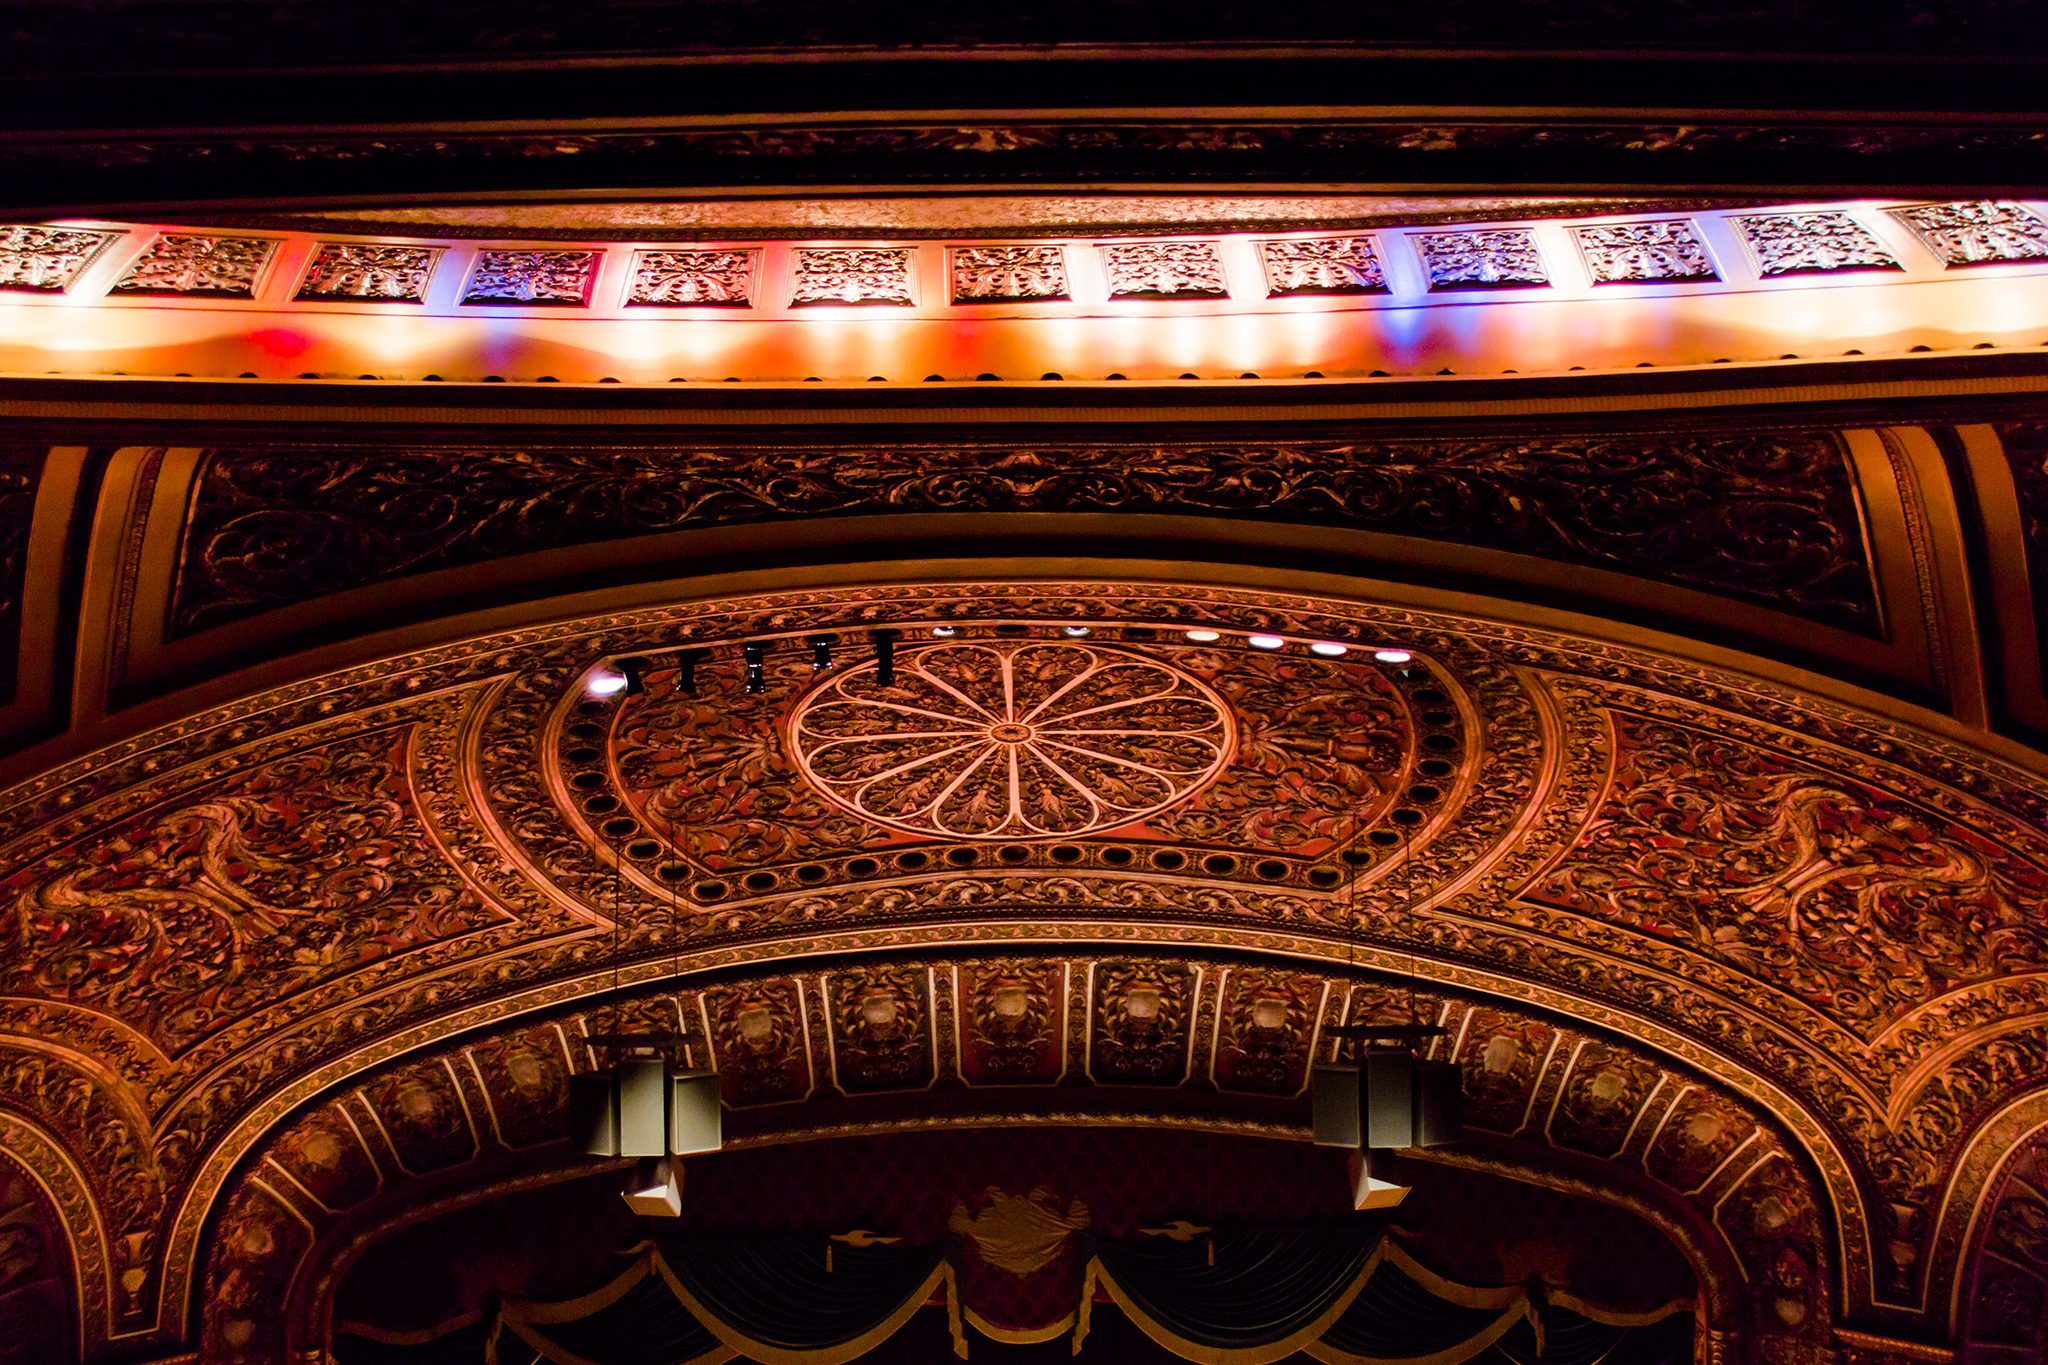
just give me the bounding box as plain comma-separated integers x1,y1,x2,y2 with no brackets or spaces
1184,629,1221,642
1064,625,1091,637
588,671,629,696
1374,649,1414,664
1310,642,1349,657
1247,634,1286,650
931,626,958,637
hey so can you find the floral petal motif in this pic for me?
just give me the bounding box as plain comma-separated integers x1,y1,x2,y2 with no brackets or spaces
791,640,1232,838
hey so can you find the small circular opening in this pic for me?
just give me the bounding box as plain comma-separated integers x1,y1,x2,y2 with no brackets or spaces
1202,853,1237,875
1407,784,1442,803
1308,867,1342,887
896,851,930,871
565,745,601,764
1152,849,1187,871
1412,688,1448,705
849,857,881,876
569,771,605,790
1390,807,1425,826
626,839,661,860
797,863,829,883
1050,845,1083,864
1254,859,1288,880
1417,759,1455,778
601,816,640,838
743,871,777,892
998,845,1031,864
1423,734,1459,752
695,881,728,900
656,861,690,882
567,721,603,739
1101,846,1134,866
1368,830,1401,846
946,847,980,866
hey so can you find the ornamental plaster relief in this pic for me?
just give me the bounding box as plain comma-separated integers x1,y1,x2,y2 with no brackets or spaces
0,580,2041,1354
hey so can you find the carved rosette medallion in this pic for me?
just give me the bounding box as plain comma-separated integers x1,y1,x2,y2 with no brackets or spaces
950,246,1069,303
1733,213,1903,277
790,248,915,305
1100,242,1229,299
110,235,278,298
295,244,442,302
0,226,118,292
1888,201,2048,267
460,250,599,305
1414,229,1548,290
788,640,1234,839
627,249,757,306
1570,222,1718,283
1258,237,1387,296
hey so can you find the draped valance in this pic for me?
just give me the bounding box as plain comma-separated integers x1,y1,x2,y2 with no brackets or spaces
332,1230,1691,1365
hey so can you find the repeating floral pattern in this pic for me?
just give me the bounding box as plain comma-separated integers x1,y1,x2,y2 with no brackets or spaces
0,226,117,293
1890,201,2048,266
294,243,441,301
789,247,914,305
626,249,756,305
1415,229,1548,289
950,245,1068,302
1734,213,1902,276
460,249,598,305
110,235,277,298
1100,242,1228,298
1571,222,1718,283
1257,237,1387,295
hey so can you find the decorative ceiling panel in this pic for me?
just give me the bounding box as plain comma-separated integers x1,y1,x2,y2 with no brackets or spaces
0,578,2040,1362
167,434,1879,638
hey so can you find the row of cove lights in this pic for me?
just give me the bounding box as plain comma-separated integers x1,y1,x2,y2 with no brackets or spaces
584,629,1412,695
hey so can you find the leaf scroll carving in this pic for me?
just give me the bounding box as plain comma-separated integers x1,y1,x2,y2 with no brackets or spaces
171,435,1878,635
0,727,498,1054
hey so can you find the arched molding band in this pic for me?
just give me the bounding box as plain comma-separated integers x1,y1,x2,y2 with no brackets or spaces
0,1106,114,1356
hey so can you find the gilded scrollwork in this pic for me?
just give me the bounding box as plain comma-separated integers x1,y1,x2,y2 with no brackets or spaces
0,726,498,1055
950,246,1068,302
108,235,276,298
0,227,118,293
169,435,1879,636
294,244,441,301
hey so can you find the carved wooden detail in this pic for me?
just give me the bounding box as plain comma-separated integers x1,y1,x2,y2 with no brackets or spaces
294,244,441,302
1961,1129,2048,1365
789,639,1233,839
1889,201,2048,267
1733,213,1903,277
625,249,756,306
1256,236,1387,296
789,248,914,305
1100,242,1228,298
1414,229,1548,289
0,227,118,293
949,245,1068,302
1570,222,1718,283
459,250,598,306
109,235,277,298
166,435,1879,636
0,449,42,707
0,579,2038,1357
0,1164,71,1365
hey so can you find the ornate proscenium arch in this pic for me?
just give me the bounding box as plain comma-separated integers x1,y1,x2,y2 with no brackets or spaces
198,955,1790,1365
0,572,2043,1365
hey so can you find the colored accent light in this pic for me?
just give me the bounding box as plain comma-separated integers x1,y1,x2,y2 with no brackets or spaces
1374,649,1414,663
1311,642,1349,657
1248,635,1286,650
1184,629,1221,642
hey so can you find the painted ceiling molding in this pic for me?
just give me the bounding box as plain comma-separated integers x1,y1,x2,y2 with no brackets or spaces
0,578,2042,1362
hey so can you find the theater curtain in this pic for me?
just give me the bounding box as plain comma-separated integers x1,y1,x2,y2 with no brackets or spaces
330,1231,1693,1365
1082,1226,1381,1364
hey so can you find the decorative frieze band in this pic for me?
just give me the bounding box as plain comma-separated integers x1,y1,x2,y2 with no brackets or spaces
8,201,2047,314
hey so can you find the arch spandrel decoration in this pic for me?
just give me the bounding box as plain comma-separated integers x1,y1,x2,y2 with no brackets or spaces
0,579,2040,1360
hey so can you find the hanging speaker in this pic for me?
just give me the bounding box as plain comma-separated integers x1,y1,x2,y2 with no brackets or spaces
569,1073,620,1156
1311,1065,1362,1147
616,1058,670,1157
1364,1051,1421,1149
669,1070,723,1156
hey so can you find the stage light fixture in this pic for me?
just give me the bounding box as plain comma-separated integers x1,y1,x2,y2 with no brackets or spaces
807,635,837,671
1184,629,1221,642
871,629,900,687
1310,642,1349,657
619,657,648,696
674,649,708,696
588,670,628,697
1064,625,1091,637
931,626,958,638
742,642,766,694
1247,634,1286,650
1374,649,1414,664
